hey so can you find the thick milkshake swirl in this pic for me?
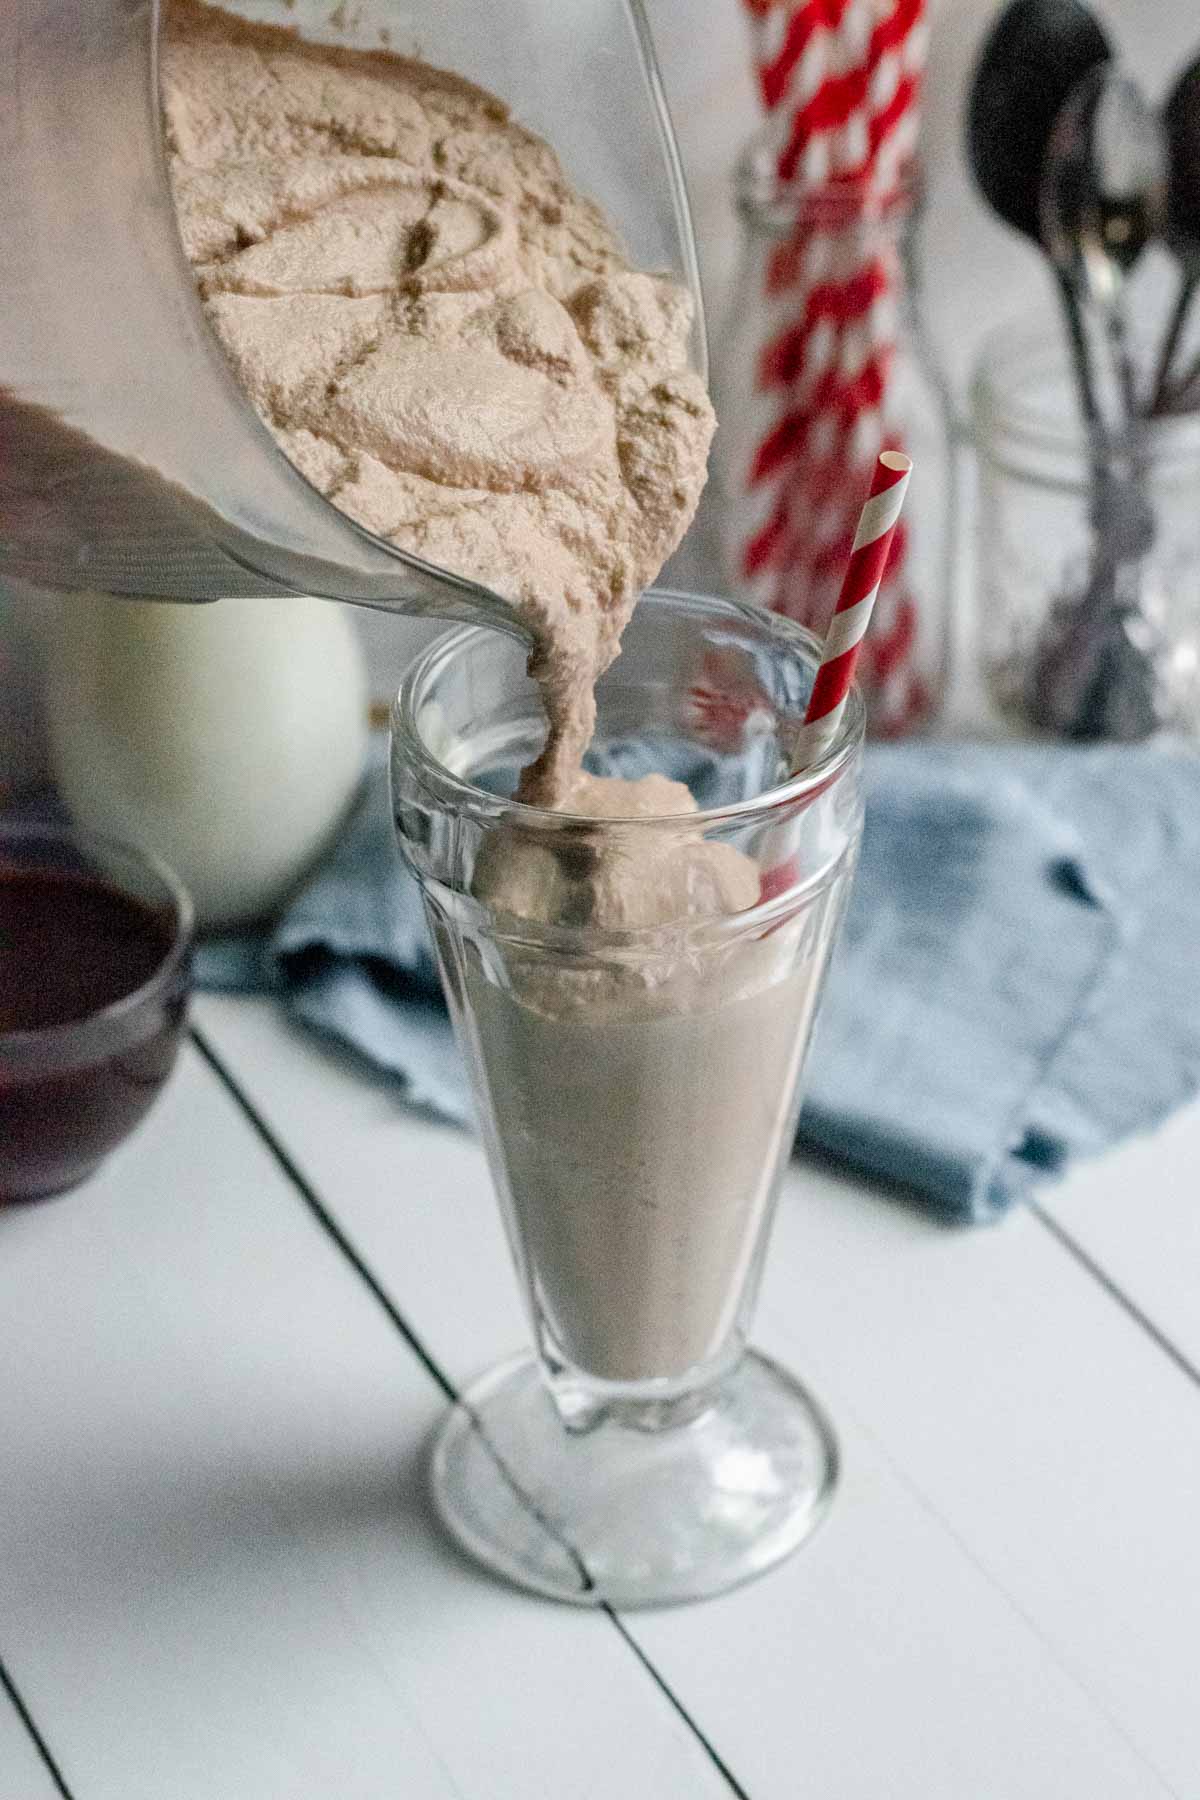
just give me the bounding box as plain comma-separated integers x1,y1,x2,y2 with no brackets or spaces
164,8,812,1388
162,0,716,807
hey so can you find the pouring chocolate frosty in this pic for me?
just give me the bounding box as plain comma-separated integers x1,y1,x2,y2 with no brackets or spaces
0,0,711,795
7,0,891,1612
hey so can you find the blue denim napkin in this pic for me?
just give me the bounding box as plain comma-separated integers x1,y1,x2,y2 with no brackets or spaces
197,742,1200,1223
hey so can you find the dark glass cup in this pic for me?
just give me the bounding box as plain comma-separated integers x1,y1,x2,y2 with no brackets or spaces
0,822,193,1203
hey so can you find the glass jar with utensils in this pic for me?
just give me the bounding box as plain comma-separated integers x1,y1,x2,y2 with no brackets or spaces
971,321,1200,740
966,1,1200,740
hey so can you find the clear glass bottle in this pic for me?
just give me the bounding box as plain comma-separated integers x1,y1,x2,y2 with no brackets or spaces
44,592,369,929
971,321,1200,742
714,132,952,736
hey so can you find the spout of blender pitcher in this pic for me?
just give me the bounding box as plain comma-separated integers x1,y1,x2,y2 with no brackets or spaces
0,386,533,640
0,0,702,637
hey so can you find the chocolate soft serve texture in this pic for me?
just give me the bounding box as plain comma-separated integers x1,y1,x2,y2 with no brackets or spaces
162,7,823,1388
161,0,715,805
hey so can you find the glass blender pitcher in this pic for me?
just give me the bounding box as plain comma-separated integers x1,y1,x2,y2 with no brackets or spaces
0,0,706,625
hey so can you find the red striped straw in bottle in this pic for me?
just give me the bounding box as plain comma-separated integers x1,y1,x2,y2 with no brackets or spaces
793,448,911,771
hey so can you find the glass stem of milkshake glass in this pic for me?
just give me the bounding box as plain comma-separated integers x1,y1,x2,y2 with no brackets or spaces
391,588,865,1608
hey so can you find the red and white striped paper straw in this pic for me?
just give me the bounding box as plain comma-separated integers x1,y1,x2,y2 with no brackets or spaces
738,0,926,732
793,448,911,769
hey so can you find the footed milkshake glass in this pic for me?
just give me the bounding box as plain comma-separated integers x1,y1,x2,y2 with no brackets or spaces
391,589,864,1607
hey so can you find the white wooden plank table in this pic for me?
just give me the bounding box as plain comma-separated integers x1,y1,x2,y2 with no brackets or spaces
0,1681,63,1800
1038,1099,1200,1383
0,1046,729,1800
2,993,1197,1799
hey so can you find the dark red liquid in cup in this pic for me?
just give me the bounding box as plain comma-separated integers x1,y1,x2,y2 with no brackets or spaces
0,868,189,1202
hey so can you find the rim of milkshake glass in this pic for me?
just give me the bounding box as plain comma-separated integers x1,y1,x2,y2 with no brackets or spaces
391,586,865,834
389,587,865,1610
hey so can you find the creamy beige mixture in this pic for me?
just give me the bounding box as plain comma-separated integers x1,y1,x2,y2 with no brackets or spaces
161,4,828,1387
161,0,714,805
452,751,851,1386
457,919,831,1381
474,770,759,936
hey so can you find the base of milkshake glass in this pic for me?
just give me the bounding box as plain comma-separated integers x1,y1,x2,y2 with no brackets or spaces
430,1350,838,1608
